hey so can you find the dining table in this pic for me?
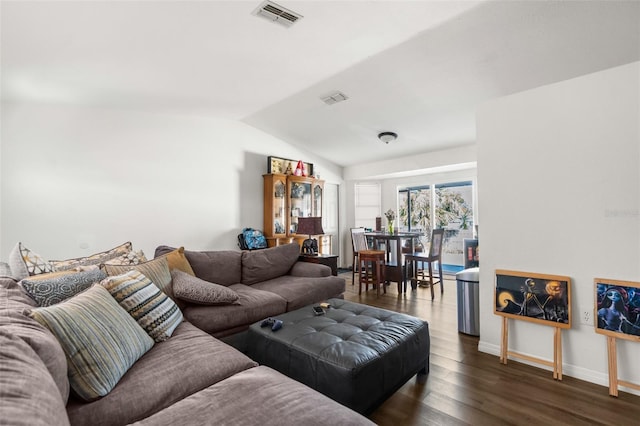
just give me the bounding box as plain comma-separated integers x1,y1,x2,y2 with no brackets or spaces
364,231,423,292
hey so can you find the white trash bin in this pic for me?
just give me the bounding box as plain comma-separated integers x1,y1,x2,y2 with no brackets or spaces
455,267,480,336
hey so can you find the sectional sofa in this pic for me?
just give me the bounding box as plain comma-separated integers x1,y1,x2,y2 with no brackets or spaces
154,242,346,339
0,242,371,425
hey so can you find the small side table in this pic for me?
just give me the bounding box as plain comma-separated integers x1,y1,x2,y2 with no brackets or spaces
298,254,339,276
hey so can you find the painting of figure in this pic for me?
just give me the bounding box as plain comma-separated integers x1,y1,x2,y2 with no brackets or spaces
595,279,640,341
495,270,571,328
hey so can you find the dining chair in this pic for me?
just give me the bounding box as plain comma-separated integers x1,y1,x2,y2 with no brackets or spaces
358,250,386,296
350,228,369,285
403,228,445,299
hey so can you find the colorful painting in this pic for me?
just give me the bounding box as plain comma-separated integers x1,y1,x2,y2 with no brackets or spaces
495,270,571,328
595,278,640,341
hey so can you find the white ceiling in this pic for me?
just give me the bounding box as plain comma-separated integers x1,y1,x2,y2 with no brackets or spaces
2,1,639,167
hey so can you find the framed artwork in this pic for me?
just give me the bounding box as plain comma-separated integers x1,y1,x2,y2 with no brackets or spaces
495,269,571,328
594,278,640,341
268,156,314,177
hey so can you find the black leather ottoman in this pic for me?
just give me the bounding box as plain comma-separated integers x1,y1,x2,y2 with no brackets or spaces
246,298,430,414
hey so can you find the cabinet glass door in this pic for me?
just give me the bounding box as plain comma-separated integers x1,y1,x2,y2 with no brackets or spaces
312,184,323,216
272,178,286,234
289,179,312,233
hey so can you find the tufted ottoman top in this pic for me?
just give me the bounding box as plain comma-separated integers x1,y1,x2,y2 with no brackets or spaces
246,298,430,414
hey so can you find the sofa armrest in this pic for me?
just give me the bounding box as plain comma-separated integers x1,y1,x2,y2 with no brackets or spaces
289,262,331,278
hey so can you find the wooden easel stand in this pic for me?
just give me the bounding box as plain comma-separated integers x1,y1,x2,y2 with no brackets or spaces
500,317,563,380
606,336,640,397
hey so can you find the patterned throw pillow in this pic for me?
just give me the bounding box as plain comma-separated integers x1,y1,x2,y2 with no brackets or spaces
101,270,183,342
171,269,240,305
49,242,133,271
20,268,107,307
27,284,154,401
8,242,55,280
102,250,148,266
103,256,174,299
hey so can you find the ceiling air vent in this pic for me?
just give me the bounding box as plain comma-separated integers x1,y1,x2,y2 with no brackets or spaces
321,91,349,106
253,1,303,28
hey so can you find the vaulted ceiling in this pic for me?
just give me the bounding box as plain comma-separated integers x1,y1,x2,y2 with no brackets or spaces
2,1,639,167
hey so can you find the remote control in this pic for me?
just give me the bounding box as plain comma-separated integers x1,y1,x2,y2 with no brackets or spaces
271,319,283,331
260,318,283,331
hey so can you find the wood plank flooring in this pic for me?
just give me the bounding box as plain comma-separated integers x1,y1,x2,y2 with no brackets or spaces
340,272,640,425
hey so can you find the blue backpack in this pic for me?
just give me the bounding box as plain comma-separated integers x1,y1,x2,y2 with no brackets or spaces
238,228,268,250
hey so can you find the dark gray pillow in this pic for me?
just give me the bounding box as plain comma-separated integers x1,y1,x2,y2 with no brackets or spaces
20,268,107,307
171,270,240,305
241,243,300,285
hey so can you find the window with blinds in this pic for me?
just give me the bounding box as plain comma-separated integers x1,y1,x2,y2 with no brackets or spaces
354,183,381,229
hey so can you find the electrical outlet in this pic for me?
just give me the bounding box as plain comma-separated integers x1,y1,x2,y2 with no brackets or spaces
580,309,592,326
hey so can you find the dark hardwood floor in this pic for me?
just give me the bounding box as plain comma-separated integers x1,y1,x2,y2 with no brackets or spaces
340,272,640,425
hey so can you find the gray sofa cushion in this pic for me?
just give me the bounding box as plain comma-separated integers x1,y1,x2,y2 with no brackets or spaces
0,329,71,426
66,321,258,426
182,284,287,337
251,275,346,311
130,366,375,426
155,246,242,286
289,261,331,277
0,278,70,404
241,243,300,285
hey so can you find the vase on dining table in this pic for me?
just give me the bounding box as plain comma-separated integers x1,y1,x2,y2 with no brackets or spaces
387,221,394,234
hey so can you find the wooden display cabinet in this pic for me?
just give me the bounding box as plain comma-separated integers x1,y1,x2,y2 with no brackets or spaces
263,174,328,252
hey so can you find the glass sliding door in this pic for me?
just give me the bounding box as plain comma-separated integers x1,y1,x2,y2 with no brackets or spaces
398,180,474,271
435,181,474,271
398,186,431,247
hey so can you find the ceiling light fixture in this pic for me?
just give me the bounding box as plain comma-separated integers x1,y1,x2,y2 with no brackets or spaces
378,132,398,144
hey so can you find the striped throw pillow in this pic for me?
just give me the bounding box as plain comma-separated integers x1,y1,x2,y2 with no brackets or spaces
104,256,174,300
28,284,154,401
101,270,183,342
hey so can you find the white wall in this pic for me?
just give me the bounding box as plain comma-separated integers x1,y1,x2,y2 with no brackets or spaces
0,102,343,261
477,62,640,392
343,144,476,181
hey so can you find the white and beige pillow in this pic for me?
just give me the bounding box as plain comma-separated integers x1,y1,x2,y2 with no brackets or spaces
49,241,133,271
101,270,183,342
27,284,154,401
8,242,55,280
102,250,148,266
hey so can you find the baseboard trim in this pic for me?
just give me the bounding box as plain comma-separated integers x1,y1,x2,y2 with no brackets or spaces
477,341,640,396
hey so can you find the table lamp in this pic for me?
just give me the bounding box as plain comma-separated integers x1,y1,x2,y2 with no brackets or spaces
296,217,324,255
